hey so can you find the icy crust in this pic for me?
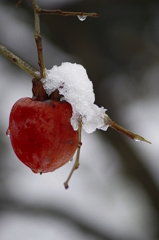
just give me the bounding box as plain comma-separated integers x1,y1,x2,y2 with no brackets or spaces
41,62,109,133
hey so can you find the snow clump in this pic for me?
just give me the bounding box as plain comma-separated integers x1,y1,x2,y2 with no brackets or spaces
41,62,109,133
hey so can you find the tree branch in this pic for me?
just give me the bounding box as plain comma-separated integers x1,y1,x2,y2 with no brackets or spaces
30,0,46,78
104,115,151,144
37,9,99,18
0,45,40,79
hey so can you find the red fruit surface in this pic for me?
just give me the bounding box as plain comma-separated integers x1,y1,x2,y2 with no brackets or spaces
7,97,78,173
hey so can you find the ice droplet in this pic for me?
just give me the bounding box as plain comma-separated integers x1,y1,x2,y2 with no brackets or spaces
6,129,10,137
77,15,87,21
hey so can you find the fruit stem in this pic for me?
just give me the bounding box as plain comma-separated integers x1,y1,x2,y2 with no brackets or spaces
104,115,151,144
64,119,82,189
0,45,41,79
32,78,48,101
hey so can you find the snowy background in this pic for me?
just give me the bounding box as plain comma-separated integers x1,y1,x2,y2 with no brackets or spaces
0,1,159,240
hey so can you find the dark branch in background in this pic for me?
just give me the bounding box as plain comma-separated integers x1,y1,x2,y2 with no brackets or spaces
104,129,159,214
0,197,141,240
16,0,23,7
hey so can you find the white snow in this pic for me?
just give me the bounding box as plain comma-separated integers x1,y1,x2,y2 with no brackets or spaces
41,62,109,133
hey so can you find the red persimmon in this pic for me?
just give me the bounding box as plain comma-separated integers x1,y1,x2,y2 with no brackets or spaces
7,97,78,174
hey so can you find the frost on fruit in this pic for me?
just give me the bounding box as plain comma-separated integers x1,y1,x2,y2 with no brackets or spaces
41,62,109,133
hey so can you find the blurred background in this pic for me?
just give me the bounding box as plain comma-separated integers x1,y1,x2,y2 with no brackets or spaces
0,0,159,240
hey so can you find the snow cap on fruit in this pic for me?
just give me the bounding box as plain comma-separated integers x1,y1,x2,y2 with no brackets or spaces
41,62,109,133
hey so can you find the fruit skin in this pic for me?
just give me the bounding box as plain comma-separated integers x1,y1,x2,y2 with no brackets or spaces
7,97,78,173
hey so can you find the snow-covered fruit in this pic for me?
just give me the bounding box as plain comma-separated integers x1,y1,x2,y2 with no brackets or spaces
7,63,108,175
6,79,78,173
7,63,151,177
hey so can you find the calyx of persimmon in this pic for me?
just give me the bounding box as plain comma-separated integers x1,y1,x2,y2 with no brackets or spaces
32,78,62,101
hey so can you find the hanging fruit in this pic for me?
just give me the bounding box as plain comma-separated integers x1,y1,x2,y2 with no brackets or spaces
6,79,78,174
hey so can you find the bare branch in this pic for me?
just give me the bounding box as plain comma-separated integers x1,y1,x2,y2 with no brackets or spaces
37,9,99,18
105,115,151,144
16,0,23,8
30,0,46,78
0,45,40,79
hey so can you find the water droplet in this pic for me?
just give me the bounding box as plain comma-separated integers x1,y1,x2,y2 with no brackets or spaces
77,15,87,21
134,137,141,142
6,129,10,137
134,136,151,144
68,159,73,163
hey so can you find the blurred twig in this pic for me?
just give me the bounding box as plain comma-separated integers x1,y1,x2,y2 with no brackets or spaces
105,128,159,214
0,196,141,240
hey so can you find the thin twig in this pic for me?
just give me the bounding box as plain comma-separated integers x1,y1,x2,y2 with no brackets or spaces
16,0,23,8
0,45,40,79
104,115,151,144
30,0,46,78
64,120,82,189
37,9,99,18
